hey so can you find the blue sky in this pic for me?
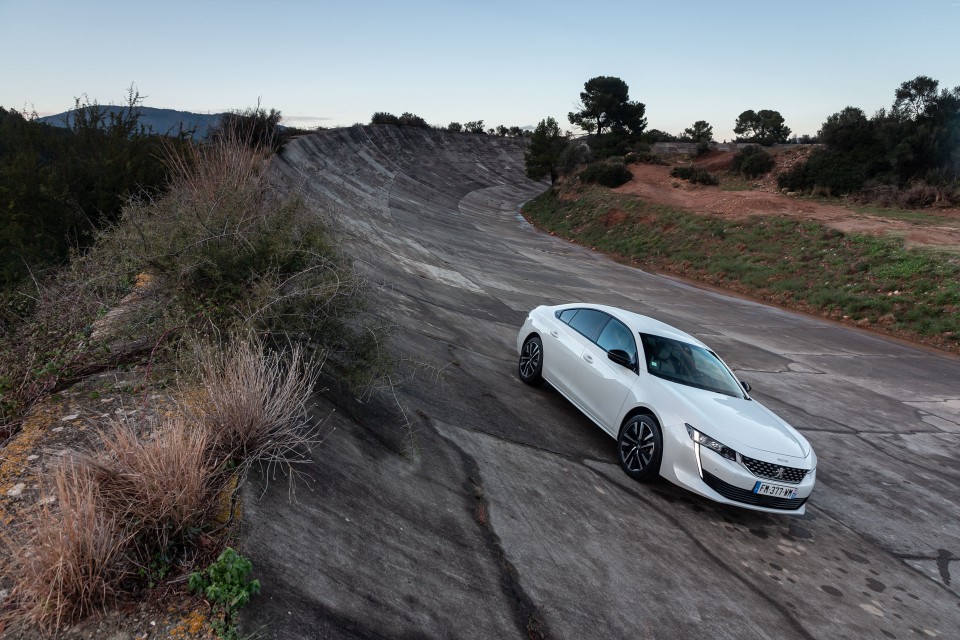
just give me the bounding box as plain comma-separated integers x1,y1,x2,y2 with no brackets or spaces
1,1,958,140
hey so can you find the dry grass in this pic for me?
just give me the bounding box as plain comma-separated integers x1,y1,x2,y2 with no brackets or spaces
194,335,326,487
2,335,326,631
89,415,221,555
8,461,130,630
1,133,369,633
0,257,129,439
163,130,268,212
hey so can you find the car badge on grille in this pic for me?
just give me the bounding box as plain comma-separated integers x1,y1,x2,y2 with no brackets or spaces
774,467,786,479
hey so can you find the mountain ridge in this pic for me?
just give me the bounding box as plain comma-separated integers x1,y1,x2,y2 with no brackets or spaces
38,105,225,139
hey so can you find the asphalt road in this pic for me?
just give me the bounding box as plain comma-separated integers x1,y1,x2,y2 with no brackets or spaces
240,126,960,639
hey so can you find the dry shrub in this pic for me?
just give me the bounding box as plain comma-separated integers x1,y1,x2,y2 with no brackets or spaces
853,183,899,207
4,332,323,631
8,461,130,630
194,335,325,482
852,180,960,209
897,181,941,208
0,256,130,437
89,415,222,554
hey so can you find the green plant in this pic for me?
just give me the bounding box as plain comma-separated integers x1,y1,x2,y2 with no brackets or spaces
732,146,775,177
189,547,261,639
624,151,667,165
579,162,633,188
670,166,719,186
525,117,567,184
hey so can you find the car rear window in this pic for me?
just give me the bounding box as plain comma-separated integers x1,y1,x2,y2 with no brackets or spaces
567,309,610,341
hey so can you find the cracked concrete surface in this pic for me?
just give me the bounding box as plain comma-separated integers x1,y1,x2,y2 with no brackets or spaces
240,126,960,639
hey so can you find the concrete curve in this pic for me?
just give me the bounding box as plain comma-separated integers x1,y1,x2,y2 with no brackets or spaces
242,126,960,640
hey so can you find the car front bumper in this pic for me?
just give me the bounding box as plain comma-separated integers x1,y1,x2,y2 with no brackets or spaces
661,425,815,515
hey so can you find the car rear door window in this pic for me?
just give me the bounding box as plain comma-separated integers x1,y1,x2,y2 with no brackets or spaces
558,308,578,324
567,309,611,341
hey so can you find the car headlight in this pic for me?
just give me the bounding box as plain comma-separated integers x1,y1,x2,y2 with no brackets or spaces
686,424,737,461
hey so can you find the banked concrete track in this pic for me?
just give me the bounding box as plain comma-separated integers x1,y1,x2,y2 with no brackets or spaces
241,126,960,640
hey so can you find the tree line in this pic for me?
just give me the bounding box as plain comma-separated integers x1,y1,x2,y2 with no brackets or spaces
526,74,958,206
0,93,181,288
779,75,959,199
524,75,796,186
0,92,313,291
370,111,529,137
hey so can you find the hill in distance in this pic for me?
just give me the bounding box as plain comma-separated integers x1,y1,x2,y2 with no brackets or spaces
39,106,226,139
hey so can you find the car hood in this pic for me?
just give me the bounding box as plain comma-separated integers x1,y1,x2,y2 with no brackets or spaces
658,381,811,459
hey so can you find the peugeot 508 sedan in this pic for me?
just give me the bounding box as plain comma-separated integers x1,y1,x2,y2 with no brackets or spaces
517,303,816,513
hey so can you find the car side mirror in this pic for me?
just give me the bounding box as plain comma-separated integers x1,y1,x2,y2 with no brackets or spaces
608,349,634,370
741,380,752,393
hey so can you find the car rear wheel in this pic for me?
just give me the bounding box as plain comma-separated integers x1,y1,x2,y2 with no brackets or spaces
518,336,544,385
618,415,662,481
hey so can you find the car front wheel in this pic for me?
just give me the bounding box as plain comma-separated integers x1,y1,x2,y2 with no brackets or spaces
618,415,662,481
518,336,543,385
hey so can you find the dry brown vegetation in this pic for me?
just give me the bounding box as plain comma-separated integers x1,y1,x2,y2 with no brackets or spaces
3,335,323,631
1,133,386,635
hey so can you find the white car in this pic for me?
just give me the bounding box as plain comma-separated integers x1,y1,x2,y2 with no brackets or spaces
517,303,816,514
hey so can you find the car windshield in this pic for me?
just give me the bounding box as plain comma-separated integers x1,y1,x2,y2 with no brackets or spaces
639,333,744,398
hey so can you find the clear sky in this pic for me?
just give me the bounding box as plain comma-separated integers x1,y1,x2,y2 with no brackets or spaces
1,1,958,141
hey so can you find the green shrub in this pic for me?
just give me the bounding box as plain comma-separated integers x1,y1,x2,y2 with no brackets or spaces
371,112,400,125
558,142,593,175
589,131,632,159
580,162,633,188
778,148,871,195
670,166,719,186
624,151,667,165
189,548,261,639
209,106,287,152
732,146,775,177
0,95,182,288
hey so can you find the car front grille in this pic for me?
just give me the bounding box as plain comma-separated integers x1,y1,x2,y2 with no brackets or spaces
740,455,807,484
702,470,807,511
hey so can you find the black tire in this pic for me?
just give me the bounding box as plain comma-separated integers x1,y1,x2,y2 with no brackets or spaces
518,336,544,385
617,414,663,481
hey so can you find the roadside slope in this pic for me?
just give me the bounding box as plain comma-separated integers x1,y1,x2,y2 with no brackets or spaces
239,127,960,640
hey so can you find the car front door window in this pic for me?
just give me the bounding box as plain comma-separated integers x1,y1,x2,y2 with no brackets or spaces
595,318,638,367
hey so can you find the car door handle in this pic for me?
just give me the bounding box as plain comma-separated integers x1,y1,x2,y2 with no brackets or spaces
550,330,559,338
582,353,593,363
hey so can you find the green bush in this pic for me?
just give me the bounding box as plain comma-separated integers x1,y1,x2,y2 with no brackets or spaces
778,148,870,195
670,166,719,186
580,162,633,188
558,142,593,175
731,146,775,177
624,151,667,165
209,106,295,153
189,548,261,639
371,112,400,125
0,96,182,288
589,131,632,159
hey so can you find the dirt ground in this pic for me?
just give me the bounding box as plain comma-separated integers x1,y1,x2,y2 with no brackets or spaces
615,148,960,250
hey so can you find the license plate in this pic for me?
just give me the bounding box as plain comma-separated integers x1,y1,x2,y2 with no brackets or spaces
753,481,798,499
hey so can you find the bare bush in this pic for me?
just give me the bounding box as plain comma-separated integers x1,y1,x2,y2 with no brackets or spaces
898,181,940,208
7,461,130,630
89,415,222,555
852,180,960,209
193,335,326,484
94,136,388,394
0,256,130,438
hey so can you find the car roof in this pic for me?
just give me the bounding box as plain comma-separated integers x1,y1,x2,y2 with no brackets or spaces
553,303,708,349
